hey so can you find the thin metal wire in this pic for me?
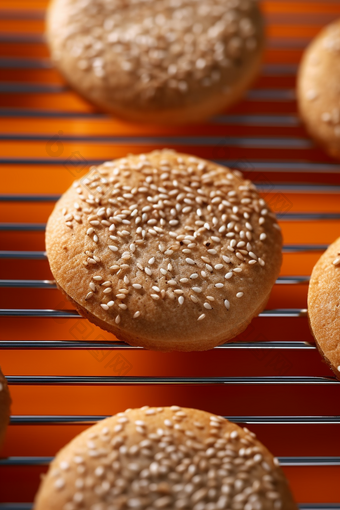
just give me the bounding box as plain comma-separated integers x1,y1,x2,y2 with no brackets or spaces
6,375,338,385
0,276,310,288
0,246,328,260
0,456,338,466
9,415,338,425
0,133,312,147
1,215,339,233
1,159,340,174
0,341,315,350
1,506,338,510
0,308,308,318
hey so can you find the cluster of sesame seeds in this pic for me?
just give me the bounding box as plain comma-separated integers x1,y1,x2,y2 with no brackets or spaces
50,0,261,107
61,151,277,326
48,407,285,510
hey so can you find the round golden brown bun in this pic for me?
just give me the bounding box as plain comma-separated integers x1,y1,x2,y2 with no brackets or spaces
46,151,282,351
34,406,297,510
0,366,11,450
308,237,340,380
297,18,340,160
46,0,264,124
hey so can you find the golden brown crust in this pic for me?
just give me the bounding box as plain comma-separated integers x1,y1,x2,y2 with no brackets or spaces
297,18,340,160
46,0,264,124
34,406,298,510
46,151,282,351
0,367,11,450
308,237,340,380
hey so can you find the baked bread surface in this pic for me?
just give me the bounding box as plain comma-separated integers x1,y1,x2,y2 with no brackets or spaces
297,18,340,160
34,406,298,510
46,0,264,123
46,151,282,351
308,237,340,380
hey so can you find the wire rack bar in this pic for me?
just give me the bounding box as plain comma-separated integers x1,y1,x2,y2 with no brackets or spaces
1,506,339,510
0,276,310,288
1,216,339,233
9,415,339,425
0,341,315,350
2,185,340,200
1,456,339,466
0,247,329,260
1,159,340,175
6,375,338,385
0,309,308,319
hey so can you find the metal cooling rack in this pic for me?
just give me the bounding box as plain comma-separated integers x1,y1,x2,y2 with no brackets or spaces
1,0,340,508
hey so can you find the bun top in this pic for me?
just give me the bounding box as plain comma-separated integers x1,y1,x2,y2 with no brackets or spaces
46,151,282,350
34,406,297,510
47,0,264,113
297,18,340,159
308,236,340,379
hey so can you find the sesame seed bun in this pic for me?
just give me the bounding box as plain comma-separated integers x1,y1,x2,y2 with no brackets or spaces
46,151,282,351
34,406,298,510
297,18,340,160
308,237,340,380
0,367,11,450
46,0,264,124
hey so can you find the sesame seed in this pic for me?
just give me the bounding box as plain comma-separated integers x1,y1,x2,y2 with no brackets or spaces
108,245,118,252
133,311,140,318
225,272,233,279
197,314,206,321
54,478,65,490
224,299,230,310
236,292,243,298
333,257,340,266
204,302,212,310
192,287,202,293
186,258,195,265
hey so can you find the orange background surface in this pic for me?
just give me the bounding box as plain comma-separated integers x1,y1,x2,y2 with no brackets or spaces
1,0,340,506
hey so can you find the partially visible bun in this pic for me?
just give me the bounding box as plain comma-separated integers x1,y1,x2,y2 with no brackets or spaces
0,367,11,450
34,406,298,510
46,0,264,124
297,18,340,160
308,237,340,380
